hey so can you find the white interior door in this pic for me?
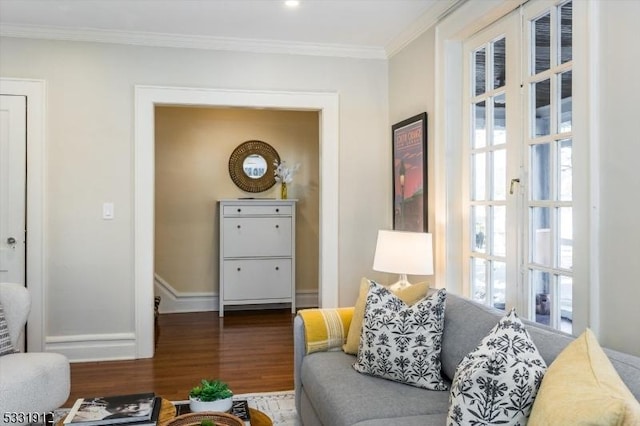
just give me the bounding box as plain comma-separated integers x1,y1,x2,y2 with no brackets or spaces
0,94,27,285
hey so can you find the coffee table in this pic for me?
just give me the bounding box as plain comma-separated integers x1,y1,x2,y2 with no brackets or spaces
159,398,177,424
58,398,272,426
165,399,273,426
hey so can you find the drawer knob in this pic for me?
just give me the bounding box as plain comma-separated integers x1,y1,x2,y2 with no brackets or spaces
275,224,279,228
237,225,241,229
276,208,279,212
275,266,279,271
237,208,242,212
237,267,241,271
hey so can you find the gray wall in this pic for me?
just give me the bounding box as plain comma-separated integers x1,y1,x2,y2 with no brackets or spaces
0,37,390,360
597,0,640,356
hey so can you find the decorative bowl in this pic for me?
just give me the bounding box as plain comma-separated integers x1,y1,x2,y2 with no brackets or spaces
165,411,243,426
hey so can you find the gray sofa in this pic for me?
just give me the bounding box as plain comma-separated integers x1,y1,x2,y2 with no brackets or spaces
294,292,640,426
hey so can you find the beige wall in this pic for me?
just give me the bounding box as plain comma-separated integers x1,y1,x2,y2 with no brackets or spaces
154,107,319,294
388,28,437,287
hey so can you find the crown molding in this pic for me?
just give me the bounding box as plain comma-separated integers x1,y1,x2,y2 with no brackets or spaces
0,23,388,60
385,0,468,58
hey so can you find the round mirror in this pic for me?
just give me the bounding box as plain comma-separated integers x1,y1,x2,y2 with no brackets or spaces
229,140,280,192
243,154,268,179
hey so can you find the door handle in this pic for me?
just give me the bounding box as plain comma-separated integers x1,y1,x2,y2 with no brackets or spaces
509,178,520,195
7,237,17,248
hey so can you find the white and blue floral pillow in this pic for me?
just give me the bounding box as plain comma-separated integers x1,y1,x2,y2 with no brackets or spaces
353,281,448,391
447,309,547,426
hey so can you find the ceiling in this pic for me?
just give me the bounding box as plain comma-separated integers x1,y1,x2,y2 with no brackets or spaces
0,0,461,58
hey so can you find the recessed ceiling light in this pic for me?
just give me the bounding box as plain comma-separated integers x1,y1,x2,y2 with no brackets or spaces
285,0,300,7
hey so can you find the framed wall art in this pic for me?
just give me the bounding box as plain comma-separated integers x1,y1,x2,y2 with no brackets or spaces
392,112,427,232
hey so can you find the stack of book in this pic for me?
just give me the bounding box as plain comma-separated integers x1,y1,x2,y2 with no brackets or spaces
230,400,251,426
64,392,161,426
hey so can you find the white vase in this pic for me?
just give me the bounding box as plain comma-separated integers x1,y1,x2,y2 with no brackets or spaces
189,396,233,412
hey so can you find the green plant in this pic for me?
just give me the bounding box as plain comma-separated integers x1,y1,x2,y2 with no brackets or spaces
200,421,214,426
189,379,233,402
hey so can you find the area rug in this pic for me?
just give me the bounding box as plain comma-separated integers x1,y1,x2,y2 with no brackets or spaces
238,391,299,426
175,390,300,426
50,390,300,426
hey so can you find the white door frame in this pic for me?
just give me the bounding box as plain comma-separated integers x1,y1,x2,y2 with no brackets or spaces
0,78,46,352
134,85,340,358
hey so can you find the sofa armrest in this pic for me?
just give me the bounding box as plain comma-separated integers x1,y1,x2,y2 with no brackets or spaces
297,307,354,354
293,307,354,414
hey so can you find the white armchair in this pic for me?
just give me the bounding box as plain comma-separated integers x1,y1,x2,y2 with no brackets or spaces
0,283,70,424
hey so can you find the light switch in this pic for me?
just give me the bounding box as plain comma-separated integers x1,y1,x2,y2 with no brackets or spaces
102,202,114,220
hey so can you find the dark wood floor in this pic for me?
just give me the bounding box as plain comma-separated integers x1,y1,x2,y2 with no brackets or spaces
64,309,295,407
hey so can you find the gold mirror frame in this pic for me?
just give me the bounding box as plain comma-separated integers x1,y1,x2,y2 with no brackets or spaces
228,140,280,193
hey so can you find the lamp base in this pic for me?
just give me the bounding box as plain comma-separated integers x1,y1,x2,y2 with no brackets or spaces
389,274,412,292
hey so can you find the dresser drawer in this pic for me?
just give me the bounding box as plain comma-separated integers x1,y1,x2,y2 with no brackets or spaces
222,259,292,300
222,217,292,257
223,204,293,216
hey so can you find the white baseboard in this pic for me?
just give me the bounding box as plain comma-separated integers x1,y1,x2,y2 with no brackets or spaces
154,273,318,313
154,274,217,313
46,333,137,362
44,280,318,363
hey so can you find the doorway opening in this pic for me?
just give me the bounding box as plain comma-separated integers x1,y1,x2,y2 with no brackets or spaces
153,106,320,312
134,86,340,358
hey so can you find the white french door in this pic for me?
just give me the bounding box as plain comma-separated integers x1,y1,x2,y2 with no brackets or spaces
0,94,27,285
462,11,520,313
463,0,574,333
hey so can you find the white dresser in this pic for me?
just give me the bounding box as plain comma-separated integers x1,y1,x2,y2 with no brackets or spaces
218,199,296,316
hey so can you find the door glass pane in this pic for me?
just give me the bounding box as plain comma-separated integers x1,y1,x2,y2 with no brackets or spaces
493,94,506,145
464,2,575,333
493,37,506,89
474,101,487,148
559,207,573,270
475,48,487,96
492,206,506,257
532,269,552,325
559,275,573,333
559,2,573,64
531,207,552,267
492,149,506,200
559,139,572,201
473,206,487,253
472,258,487,303
533,12,551,74
531,143,551,200
559,70,572,132
533,79,551,137
473,153,486,200
492,261,506,310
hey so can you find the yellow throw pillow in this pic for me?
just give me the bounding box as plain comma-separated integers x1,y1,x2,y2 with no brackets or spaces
342,277,429,355
529,328,640,426
298,307,353,354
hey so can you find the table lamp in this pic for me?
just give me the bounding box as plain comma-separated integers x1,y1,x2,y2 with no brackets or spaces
373,230,434,291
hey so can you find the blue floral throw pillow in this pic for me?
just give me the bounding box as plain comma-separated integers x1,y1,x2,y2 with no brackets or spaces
447,309,547,426
353,281,448,391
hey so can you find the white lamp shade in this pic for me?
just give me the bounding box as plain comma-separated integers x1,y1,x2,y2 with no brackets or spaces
373,230,434,276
